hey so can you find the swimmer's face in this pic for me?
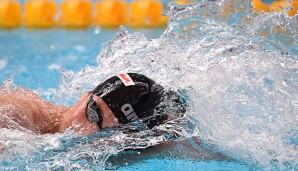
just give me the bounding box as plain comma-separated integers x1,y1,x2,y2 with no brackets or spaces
59,93,119,135
90,95,119,129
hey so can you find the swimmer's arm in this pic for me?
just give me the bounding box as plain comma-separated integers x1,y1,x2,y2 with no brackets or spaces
0,90,67,133
0,104,37,131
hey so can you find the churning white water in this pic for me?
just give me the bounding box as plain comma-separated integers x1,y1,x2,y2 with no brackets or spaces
1,0,297,170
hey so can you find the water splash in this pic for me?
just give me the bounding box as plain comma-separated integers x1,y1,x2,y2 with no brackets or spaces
56,1,297,169
1,0,298,170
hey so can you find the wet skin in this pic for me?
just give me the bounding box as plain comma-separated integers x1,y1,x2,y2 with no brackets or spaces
58,93,120,135
0,88,119,135
0,89,230,161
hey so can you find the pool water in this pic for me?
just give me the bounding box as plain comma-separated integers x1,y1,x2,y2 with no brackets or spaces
0,29,254,171
0,28,164,90
0,0,297,170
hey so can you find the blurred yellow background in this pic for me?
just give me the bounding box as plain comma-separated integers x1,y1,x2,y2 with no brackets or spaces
0,0,297,29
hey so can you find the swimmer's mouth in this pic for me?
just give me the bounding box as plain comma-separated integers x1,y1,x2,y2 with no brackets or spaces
86,95,103,129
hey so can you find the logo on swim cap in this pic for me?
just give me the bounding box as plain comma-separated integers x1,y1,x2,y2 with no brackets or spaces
117,73,135,86
121,103,139,122
86,73,167,129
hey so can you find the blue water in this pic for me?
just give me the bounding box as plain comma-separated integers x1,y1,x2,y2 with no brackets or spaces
0,28,164,90
0,0,297,170
0,28,255,170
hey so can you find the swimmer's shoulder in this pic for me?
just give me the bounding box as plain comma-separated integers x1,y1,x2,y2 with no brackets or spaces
0,88,41,104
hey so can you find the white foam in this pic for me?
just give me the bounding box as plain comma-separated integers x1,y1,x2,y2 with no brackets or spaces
1,1,297,170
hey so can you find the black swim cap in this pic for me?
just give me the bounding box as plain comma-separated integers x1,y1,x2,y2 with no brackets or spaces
86,73,166,129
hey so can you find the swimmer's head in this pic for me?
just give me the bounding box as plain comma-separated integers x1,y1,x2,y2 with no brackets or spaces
86,73,167,129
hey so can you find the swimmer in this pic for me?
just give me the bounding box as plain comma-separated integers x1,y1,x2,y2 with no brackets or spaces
0,73,185,135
